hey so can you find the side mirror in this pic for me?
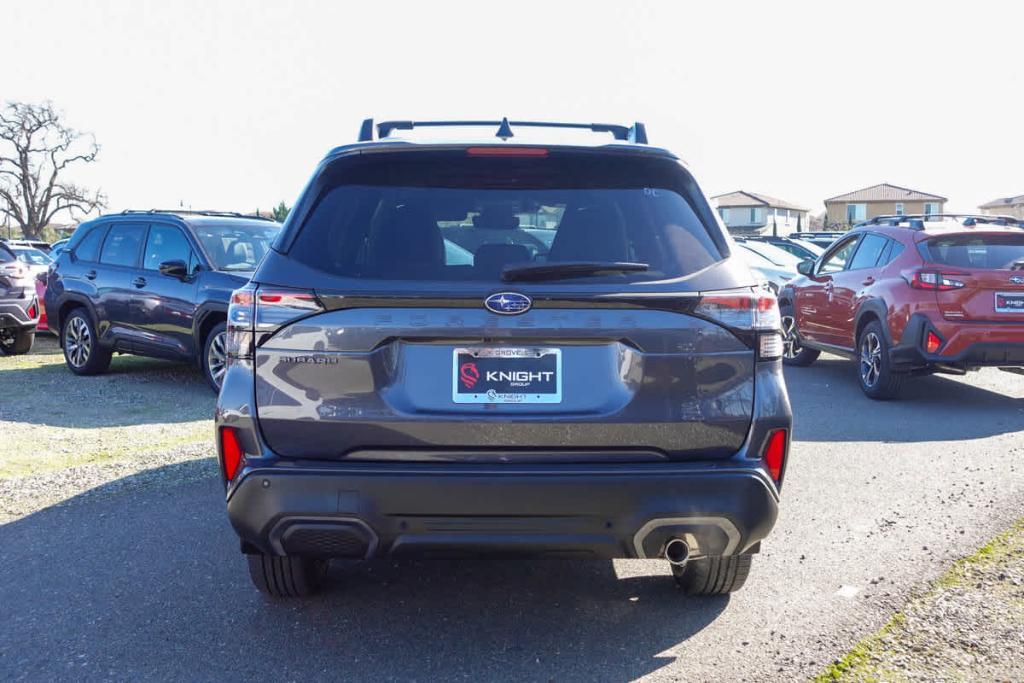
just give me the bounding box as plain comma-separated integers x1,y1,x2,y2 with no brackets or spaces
159,259,189,279
797,259,815,276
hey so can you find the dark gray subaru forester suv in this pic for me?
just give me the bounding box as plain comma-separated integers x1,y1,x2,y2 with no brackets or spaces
217,119,792,597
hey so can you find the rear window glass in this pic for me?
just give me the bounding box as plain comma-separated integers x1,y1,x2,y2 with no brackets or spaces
0,246,14,263
919,234,1024,269
287,152,723,283
194,222,281,271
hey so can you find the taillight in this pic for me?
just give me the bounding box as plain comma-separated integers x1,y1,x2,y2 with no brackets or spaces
225,284,323,360
694,290,782,360
925,330,942,353
219,426,244,481
762,429,788,484
908,270,965,291
26,303,37,319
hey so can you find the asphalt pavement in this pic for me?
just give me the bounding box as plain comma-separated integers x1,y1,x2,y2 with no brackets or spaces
1,357,1023,681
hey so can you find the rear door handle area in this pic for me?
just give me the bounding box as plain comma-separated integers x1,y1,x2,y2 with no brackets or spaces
85,270,97,280
132,277,147,288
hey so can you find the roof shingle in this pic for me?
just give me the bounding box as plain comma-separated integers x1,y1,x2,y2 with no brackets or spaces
824,183,946,203
978,194,1024,209
711,190,808,212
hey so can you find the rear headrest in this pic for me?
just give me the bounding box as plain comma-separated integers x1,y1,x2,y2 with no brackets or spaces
548,206,630,262
472,210,520,230
474,243,531,278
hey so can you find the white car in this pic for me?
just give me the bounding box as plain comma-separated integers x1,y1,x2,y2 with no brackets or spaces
10,247,52,280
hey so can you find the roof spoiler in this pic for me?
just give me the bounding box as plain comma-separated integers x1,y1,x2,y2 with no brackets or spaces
357,117,648,144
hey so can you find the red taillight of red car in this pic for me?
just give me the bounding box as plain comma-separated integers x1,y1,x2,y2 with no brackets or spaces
219,427,244,481
26,302,37,319
762,429,788,484
925,331,942,353
908,270,966,291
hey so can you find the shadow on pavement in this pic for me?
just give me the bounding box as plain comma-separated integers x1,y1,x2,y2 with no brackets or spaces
0,466,726,681
785,357,1024,443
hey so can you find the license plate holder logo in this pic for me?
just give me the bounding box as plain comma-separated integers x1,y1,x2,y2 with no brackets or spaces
995,292,1024,313
452,348,562,404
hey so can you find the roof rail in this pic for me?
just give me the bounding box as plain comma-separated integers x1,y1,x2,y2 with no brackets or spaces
856,214,1024,230
118,209,275,221
357,118,648,144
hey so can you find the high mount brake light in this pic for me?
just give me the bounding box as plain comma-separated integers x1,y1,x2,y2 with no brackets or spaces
466,147,549,157
762,429,788,484
694,291,783,360
226,284,323,360
909,270,966,291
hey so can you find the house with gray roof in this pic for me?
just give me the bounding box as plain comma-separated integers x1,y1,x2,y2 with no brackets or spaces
711,190,809,236
978,194,1024,219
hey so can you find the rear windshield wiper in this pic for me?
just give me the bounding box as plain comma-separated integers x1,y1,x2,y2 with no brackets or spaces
501,261,650,282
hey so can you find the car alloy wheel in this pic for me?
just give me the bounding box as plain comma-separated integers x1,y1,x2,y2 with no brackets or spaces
65,316,92,368
207,331,227,388
781,315,801,359
859,331,882,388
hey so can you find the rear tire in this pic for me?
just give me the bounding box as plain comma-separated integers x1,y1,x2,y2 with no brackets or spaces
673,554,753,595
780,304,820,367
201,321,228,393
857,320,903,400
61,308,112,375
247,554,328,598
0,328,34,355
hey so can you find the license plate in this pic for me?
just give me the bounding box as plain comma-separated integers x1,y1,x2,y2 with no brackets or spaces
452,348,562,404
995,292,1024,313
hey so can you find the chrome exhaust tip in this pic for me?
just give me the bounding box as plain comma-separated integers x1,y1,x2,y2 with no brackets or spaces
664,538,690,567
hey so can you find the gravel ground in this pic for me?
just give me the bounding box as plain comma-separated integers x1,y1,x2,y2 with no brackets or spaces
0,336,213,478
2,341,1024,680
822,520,1024,681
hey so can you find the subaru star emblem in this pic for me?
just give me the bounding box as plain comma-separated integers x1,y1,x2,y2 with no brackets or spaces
485,292,532,315
1011,275,1024,285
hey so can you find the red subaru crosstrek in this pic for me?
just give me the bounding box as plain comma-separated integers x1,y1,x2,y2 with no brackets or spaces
779,214,1024,399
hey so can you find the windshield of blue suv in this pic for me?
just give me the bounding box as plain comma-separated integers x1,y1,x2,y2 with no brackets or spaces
193,222,282,271
285,152,725,283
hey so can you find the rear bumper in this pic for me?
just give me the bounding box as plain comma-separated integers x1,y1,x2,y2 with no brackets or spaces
225,462,779,560
0,297,39,330
892,313,1024,368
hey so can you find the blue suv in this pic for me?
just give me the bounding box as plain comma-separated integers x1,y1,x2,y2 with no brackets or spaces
45,211,282,390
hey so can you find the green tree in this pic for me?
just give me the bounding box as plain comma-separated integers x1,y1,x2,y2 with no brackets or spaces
272,201,290,222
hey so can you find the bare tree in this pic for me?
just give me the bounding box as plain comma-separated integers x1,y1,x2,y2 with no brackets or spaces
0,101,106,239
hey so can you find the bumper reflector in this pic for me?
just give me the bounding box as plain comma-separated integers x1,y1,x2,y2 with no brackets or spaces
763,429,787,484
219,427,244,481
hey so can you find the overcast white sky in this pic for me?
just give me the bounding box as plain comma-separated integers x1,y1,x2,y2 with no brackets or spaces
3,0,1022,217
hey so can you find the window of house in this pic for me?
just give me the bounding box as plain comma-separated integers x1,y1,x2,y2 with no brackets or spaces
924,202,939,217
895,203,904,216
846,203,867,223
719,208,729,224
749,208,764,223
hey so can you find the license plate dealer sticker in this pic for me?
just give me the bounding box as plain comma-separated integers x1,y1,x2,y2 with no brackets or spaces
995,292,1024,313
452,348,562,404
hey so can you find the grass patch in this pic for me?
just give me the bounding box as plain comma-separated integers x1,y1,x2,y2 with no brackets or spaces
817,518,1024,681
0,336,216,478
